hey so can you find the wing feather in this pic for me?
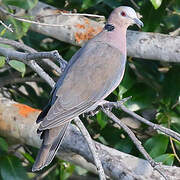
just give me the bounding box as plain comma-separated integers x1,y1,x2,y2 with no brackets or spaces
39,41,126,130
39,102,92,130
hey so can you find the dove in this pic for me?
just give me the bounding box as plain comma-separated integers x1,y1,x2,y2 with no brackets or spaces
32,6,143,171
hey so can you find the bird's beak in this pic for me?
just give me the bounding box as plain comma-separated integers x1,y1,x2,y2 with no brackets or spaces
133,18,144,28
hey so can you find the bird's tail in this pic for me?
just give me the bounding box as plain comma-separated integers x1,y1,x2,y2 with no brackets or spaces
32,122,70,171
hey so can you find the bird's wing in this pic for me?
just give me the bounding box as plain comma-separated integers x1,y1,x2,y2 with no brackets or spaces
39,41,126,130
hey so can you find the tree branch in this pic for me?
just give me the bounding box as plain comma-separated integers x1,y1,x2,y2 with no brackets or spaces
1,42,180,178
74,117,106,180
0,2,180,63
103,101,180,142
0,42,104,178
0,20,13,32
0,76,43,88
0,95,180,179
0,46,61,88
0,37,62,75
26,2,179,62
102,108,167,180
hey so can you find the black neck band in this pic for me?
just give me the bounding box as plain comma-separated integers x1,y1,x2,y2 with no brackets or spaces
104,24,115,31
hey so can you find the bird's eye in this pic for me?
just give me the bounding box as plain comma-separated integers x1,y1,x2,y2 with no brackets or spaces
121,11,126,17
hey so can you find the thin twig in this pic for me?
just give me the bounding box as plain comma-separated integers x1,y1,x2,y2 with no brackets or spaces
12,17,67,27
0,37,37,52
35,163,57,180
0,6,104,28
38,12,104,19
0,7,65,27
170,137,180,163
168,120,180,164
102,108,167,180
0,47,68,87
130,0,140,9
74,117,106,180
118,103,180,142
0,77,43,88
0,39,179,179
0,37,63,74
169,28,180,36
0,20,13,32
103,100,180,143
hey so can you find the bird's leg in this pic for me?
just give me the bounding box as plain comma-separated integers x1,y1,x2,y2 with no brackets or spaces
84,100,109,117
103,96,132,109
84,96,132,118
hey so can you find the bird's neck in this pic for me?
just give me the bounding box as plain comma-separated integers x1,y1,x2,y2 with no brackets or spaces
105,25,127,55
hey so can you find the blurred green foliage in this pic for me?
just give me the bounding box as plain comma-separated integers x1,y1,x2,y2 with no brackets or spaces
0,0,180,179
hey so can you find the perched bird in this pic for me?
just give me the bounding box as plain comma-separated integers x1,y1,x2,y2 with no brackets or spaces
32,6,143,171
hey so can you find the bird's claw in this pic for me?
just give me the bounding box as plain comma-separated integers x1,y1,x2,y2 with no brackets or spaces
84,107,100,117
84,97,132,117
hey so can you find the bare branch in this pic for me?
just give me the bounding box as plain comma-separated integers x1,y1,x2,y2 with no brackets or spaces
74,117,106,180
0,76,43,88
0,47,66,87
0,96,180,179
28,2,179,63
102,101,180,143
169,28,180,36
102,108,167,180
0,37,37,52
0,14,179,177
130,0,140,10
0,44,103,179
0,2,179,62
119,104,180,142
0,6,104,27
0,20,13,32
0,37,62,74
1,44,179,178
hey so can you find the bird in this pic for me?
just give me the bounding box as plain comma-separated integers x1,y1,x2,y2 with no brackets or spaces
32,6,143,171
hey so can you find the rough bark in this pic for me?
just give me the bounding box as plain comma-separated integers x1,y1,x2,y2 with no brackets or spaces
28,2,180,62
0,95,179,180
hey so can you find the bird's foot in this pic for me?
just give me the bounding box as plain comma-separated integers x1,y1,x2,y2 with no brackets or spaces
100,96,132,110
84,97,132,118
84,100,108,117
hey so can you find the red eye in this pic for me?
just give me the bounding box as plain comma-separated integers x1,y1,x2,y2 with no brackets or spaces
121,11,126,16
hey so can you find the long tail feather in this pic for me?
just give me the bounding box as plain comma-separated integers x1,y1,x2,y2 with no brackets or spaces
32,122,70,171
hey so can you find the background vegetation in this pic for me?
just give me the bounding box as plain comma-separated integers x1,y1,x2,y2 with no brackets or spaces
0,0,179,179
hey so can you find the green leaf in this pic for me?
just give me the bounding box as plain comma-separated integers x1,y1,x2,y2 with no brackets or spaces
9,60,26,77
0,56,5,68
103,0,121,8
0,155,28,180
162,67,180,106
8,17,31,40
124,83,156,111
118,67,136,99
171,123,180,134
2,0,38,10
144,134,169,158
0,28,7,37
174,139,180,151
81,0,102,10
21,153,34,164
96,111,107,129
150,0,162,9
59,161,75,180
0,137,8,153
154,154,174,166
115,138,134,154
156,112,169,124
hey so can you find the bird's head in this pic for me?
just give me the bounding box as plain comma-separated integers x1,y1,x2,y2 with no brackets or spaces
107,6,143,29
